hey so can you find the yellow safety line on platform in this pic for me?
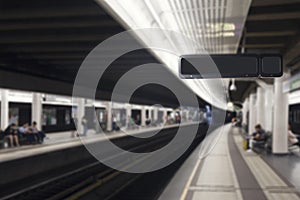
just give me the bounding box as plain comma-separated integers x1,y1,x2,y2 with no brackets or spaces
179,159,201,200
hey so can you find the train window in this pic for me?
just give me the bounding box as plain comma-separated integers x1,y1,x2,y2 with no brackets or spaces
9,108,19,125
65,110,71,125
297,110,300,123
43,108,57,126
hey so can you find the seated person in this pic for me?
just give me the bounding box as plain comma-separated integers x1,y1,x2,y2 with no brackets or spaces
251,124,265,141
30,121,45,143
4,123,20,147
19,123,36,144
288,124,300,147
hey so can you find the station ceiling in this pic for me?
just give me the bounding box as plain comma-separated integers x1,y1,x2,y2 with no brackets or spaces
231,0,300,102
0,0,205,108
1,0,300,107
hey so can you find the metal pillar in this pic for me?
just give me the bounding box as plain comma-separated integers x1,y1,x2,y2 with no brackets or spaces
248,93,256,135
77,98,85,134
106,101,112,131
32,93,42,130
141,106,146,126
256,87,265,128
125,104,132,126
242,98,249,126
273,76,288,154
1,89,9,130
148,108,152,120
163,109,167,124
153,107,158,121
264,88,273,132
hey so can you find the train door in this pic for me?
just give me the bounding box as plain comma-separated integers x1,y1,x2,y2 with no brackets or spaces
85,106,96,129
131,109,141,125
96,107,106,131
9,103,31,126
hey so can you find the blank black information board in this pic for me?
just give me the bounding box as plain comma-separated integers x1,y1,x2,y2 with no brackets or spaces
180,54,282,78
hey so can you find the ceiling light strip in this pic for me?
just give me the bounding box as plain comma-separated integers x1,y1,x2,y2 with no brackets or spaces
179,0,197,50
192,0,204,51
198,0,208,50
172,0,193,49
206,0,214,53
186,0,199,52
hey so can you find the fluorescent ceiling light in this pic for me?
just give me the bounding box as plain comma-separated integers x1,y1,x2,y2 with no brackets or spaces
98,0,251,109
229,79,237,91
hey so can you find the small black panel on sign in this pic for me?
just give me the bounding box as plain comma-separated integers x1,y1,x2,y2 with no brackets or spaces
260,56,282,77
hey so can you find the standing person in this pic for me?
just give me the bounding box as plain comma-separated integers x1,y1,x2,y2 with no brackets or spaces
81,116,88,136
31,121,46,143
4,123,19,147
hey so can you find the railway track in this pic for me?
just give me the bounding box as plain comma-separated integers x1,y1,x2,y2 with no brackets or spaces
0,124,208,200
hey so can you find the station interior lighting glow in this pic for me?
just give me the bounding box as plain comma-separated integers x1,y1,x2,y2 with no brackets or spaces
99,0,252,109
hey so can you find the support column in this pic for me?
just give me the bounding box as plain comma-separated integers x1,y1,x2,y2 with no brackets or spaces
32,93,42,130
248,93,256,135
186,110,190,122
264,88,273,132
148,108,152,120
172,110,176,121
273,76,288,154
106,101,112,131
256,87,265,128
141,106,146,126
125,104,132,126
153,107,158,121
1,89,9,130
179,110,183,121
242,98,249,126
163,109,167,124
77,98,85,134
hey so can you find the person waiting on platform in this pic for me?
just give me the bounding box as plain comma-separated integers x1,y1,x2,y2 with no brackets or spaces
30,121,46,143
288,124,300,147
19,123,35,144
251,124,265,141
4,123,20,147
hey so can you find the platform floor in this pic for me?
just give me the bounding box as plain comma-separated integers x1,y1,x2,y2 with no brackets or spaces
0,123,188,163
262,152,300,193
159,125,300,200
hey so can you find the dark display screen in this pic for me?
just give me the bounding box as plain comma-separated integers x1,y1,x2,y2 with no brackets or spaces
180,55,259,78
179,54,282,78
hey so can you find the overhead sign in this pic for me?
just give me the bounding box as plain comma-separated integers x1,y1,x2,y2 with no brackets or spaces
179,54,282,79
